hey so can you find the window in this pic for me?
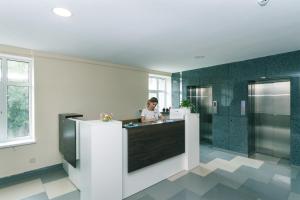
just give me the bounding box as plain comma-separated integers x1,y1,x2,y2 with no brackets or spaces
0,55,34,148
148,74,171,111
180,72,183,102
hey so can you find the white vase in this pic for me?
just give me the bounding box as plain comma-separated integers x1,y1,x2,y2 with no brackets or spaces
182,107,191,114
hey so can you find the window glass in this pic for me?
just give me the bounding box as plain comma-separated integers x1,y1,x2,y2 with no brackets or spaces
158,78,166,91
149,92,157,99
149,77,157,90
148,75,171,111
7,86,30,138
7,60,29,82
158,92,166,110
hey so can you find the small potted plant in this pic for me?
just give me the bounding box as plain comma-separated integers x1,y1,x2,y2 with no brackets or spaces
180,99,195,113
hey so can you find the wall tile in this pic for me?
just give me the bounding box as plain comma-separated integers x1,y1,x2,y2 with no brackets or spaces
212,82,230,117
229,81,248,117
291,117,300,136
229,117,248,154
291,134,300,165
212,116,229,149
229,62,266,81
174,50,300,164
266,51,300,77
208,65,229,83
171,73,180,108
291,77,300,118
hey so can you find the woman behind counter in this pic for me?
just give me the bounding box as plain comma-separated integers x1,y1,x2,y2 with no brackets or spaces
141,97,164,123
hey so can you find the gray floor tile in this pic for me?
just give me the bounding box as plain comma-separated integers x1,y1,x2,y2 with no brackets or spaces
291,174,300,194
209,169,248,189
22,193,49,200
173,173,218,196
257,161,294,180
278,158,291,166
251,153,280,164
0,174,40,189
239,179,290,200
200,154,215,163
40,168,68,184
167,189,202,200
143,180,185,200
124,191,149,200
234,165,272,184
52,191,80,200
125,193,156,200
288,192,300,200
136,195,156,200
290,166,300,179
201,183,256,200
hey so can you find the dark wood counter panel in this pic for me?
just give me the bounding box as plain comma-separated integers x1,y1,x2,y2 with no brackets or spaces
126,120,185,173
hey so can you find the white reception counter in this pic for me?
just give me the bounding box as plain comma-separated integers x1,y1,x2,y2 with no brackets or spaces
64,113,199,200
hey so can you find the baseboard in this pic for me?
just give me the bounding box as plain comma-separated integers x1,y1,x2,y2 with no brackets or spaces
0,163,63,186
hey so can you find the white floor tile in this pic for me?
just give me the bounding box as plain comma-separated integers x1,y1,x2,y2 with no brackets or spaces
207,158,240,173
0,179,44,200
201,159,218,172
191,164,214,177
231,156,264,169
168,170,188,181
272,174,291,185
44,177,77,199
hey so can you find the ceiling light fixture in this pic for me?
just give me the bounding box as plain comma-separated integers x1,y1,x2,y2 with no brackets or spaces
257,0,270,6
53,7,72,17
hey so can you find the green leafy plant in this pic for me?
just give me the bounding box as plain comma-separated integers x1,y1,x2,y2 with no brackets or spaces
180,99,192,107
180,99,196,113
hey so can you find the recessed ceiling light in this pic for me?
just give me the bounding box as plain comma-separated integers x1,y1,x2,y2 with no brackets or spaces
260,76,267,79
53,8,72,17
194,56,205,59
257,0,270,6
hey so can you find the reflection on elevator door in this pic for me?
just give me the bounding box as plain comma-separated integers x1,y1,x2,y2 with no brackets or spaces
250,81,290,159
187,86,212,144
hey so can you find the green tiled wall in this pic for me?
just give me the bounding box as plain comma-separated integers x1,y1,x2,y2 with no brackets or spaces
172,50,300,165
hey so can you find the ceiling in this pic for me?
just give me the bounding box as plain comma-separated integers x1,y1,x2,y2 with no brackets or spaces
0,0,299,73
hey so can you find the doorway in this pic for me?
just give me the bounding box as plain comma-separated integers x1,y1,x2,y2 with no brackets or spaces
187,86,213,144
248,80,291,159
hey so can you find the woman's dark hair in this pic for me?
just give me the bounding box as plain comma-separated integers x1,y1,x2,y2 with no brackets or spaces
149,97,158,103
147,97,158,107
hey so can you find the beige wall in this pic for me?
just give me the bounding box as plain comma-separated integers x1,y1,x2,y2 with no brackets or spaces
0,45,169,178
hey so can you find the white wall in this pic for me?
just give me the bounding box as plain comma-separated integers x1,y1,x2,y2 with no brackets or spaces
0,45,170,178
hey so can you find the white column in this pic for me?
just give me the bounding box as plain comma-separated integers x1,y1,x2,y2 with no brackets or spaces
184,113,200,170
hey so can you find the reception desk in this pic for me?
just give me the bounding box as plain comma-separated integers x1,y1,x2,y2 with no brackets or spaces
125,120,185,172
61,113,199,200
123,114,199,198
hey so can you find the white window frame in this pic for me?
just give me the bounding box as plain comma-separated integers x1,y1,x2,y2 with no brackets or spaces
0,54,35,148
148,74,171,111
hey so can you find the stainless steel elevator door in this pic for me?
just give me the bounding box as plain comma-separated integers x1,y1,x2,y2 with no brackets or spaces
251,81,290,159
187,86,212,144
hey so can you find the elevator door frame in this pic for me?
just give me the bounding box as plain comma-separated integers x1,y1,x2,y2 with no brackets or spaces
248,79,291,159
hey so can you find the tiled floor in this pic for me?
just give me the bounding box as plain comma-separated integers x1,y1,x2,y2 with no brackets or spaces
126,144,300,200
0,167,78,200
1,144,300,200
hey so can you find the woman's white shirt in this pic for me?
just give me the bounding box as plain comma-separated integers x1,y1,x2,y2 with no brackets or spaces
141,108,161,121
